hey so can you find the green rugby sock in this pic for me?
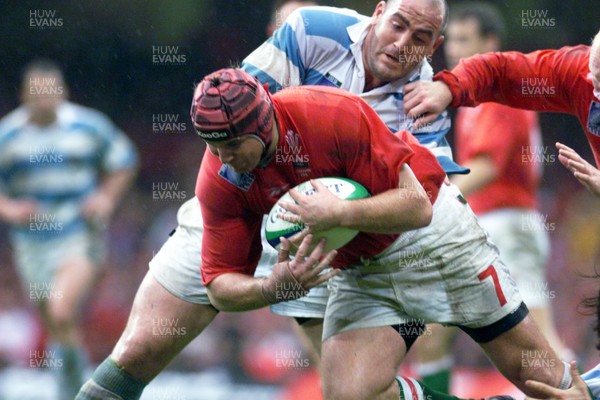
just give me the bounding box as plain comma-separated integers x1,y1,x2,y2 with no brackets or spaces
421,368,451,394
397,376,460,400
49,342,88,400
413,355,453,393
75,357,146,400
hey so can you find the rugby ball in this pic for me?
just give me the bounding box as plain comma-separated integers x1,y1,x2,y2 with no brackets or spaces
265,177,370,252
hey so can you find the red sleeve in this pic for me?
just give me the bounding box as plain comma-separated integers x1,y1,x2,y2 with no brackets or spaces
196,151,263,286
467,105,530,174
435,45,590,116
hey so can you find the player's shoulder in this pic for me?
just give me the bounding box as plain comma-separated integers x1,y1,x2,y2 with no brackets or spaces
276,85,361,105
556,44,590,58
290,6,368,37
59,101,110,122
58,101,115,131
0,106,29,139
294,5,365,20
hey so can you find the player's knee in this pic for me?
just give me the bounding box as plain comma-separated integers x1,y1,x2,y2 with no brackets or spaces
47,303,77,334
112,332,175,382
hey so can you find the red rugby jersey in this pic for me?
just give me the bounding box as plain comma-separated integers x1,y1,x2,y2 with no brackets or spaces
196,86,445,285
455,103,541,214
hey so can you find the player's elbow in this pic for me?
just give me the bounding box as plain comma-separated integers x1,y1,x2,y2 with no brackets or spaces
206,279,258,312
206,281,238,312
412,196,433,229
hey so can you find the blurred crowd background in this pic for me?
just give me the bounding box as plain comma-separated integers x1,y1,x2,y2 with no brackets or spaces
1,0,600,398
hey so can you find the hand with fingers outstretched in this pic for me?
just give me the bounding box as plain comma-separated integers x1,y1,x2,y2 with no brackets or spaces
556,142,600,197
261,234,339,304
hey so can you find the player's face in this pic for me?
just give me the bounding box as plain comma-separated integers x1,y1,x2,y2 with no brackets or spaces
364,0,444,88
207,136,264,173
21,71,66,118
444,18,491,70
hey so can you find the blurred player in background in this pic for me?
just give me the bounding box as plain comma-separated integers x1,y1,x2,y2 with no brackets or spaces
265,0,318,37
411,3,573,393
0,59,138,400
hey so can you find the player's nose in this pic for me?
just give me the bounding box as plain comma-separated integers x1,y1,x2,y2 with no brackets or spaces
393,32,412,53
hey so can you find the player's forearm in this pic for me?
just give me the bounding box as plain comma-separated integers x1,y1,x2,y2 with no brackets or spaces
451,156,498,196
338,188,432,234
207,273,270,312
437,51,563,112
338,166,432,234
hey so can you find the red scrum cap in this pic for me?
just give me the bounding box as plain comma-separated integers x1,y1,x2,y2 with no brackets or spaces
191,68,274,148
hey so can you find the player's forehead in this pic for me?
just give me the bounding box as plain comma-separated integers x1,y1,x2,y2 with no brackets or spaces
386,0,444,34
447,17,480,36
25,70,63,86
205,136,248,149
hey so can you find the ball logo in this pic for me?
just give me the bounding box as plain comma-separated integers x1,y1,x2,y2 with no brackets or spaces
197,131,229,140
265,177,370,253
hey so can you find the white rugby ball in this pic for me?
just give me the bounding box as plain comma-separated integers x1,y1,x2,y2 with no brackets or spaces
265,177,370,252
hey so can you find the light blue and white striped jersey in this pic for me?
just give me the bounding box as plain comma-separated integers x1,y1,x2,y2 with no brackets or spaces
242,6,466,174
0,101,138,239
583,363,600,399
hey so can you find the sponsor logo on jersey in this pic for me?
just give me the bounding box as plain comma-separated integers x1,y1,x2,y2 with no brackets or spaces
316,72,342,88
588,101,600,136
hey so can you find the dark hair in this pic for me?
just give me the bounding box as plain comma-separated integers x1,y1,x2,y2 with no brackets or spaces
20,59,64,91
22,59,63,78
450,2,506,42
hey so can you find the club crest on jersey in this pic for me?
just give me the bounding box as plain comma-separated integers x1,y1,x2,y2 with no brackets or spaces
588,101,600,136
275,130,309,167
218,164,255,191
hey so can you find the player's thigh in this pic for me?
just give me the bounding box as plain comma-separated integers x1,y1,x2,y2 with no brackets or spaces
112,271,218,382
479,314,563,389
322,326,406,400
